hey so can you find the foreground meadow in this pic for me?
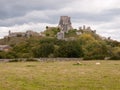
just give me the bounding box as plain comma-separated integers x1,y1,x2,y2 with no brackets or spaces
0,60,120,90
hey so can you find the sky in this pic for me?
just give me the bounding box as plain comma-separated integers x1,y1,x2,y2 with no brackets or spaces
0,0,120,41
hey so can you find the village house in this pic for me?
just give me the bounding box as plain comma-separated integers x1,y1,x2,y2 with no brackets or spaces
8,30,40,38
0,45,11,52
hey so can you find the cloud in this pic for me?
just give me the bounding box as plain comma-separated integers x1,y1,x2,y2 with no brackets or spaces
0,22,57,38
0,0,120,41
0,0,72,20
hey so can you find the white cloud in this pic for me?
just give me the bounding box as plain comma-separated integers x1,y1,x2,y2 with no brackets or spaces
0,0,120,41
66,0,120,13
0,22,57,38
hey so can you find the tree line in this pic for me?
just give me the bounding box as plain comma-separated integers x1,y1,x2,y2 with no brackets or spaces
0,32,120,60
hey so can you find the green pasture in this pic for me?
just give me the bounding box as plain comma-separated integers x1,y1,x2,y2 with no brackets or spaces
0,60,120,90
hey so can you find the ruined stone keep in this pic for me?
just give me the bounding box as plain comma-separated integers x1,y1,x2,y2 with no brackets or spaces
58,16,73,33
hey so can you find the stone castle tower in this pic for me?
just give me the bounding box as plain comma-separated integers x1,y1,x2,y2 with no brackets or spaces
58,16,73,33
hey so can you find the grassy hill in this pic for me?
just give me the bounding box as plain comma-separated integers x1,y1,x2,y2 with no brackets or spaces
0,36,41,46
0,27,120,59
42,27,60,37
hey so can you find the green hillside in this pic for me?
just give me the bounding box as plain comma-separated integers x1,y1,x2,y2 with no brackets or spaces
0,27,120,60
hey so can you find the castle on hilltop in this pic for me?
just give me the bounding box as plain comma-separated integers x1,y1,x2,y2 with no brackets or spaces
4,16,96,40
57,16,73,40
57,16,95,40
58,16,73,33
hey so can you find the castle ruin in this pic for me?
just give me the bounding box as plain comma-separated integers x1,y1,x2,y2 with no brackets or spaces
8,30,40,38
57,16,73,40
58,16,73,33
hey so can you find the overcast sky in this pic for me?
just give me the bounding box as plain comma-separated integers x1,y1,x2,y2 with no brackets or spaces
0,0,120,41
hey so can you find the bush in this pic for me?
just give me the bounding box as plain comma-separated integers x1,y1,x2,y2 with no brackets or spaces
33,43,54,58
54,41,83,58
26,58,38,62
9,59,19,62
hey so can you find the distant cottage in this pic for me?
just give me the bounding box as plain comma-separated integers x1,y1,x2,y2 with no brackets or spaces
0,45,11,52
8,30,40,38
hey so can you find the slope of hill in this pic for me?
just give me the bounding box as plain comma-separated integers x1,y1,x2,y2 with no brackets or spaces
0,26,120,60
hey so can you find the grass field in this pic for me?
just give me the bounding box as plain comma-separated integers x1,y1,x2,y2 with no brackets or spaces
0,60,120,90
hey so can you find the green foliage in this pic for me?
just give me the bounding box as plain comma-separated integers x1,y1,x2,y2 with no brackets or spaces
39,37,57,44
111,47,120,59
105,39,120,47
65,29,77,38
44,27,60,37
0,28,120,60
78,33,110,59
0,51,7,59
54,41,83,58
46,33,50,36
25,58,38,62
5,51,17,59
33,43,54,58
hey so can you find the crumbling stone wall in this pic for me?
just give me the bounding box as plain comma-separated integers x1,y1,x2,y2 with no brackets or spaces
58,16,73,33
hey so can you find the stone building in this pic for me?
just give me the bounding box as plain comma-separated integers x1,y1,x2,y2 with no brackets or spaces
8,30,40,38
26,30,40,37
57,16,73,40
9,30,26,37
58,16,73,33
0,45,11,52
57,31,64,40
79,25,96,33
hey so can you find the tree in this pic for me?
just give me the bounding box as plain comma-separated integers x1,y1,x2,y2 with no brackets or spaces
46,26,49,30
111,47,120,59
33,43,54,57
0,51,6,59
83,41,109,59
54,41,83,58
78,33,110,59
